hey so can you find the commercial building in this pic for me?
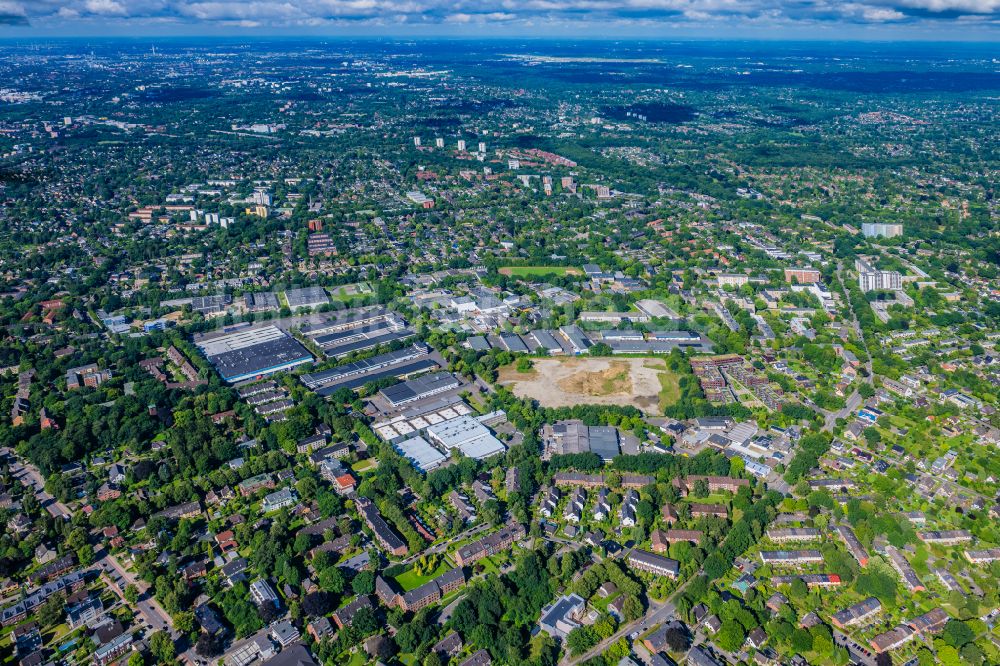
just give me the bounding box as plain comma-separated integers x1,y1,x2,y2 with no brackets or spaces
528,329,564,355
394,436,448,473
557,325,592,354
303,311,413,359
300,307,395,336
302,345,435,396
284,286,329,309
195,325,313,383
543,421,620,460
498,333,529,353
372,396,474,444
380,372,461,407
191,294,233,315
424,415,506,460
244,292,280,312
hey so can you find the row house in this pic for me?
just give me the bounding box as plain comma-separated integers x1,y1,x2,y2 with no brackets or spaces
765,528,822,543
627,549,680,578
759,550,823,567
831,597,882,629
539,487,561,518
918,530,973,546
771,574,841,588
835,525,869,567
620,489,638,527
564,488,585,524
593,488,611,521
454,522,525,567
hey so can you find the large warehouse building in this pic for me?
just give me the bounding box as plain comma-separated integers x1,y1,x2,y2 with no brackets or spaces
284,286,329,310
300,344,436,396
425,415,506,460
379,372,461,407
194,325,313,383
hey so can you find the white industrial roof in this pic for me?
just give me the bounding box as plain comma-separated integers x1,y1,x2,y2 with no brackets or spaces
425,415,505,460
395,436,447,472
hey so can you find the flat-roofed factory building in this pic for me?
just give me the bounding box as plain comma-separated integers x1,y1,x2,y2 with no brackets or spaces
380,372,461,407
195,325,313,383
284,286,329,310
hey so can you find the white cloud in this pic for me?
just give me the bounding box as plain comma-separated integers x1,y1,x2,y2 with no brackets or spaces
0,0,25,14
84,0,127,14
2,0,997,30
445,10,515,22
894,0,999,11
862,5,906,19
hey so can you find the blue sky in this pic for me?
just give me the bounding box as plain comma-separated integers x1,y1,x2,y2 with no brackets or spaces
0,0,997,38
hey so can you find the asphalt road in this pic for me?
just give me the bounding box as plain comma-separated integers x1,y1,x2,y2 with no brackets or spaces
562,596,677,666
401,522,489,566
99,551,175,636
2,447,72,519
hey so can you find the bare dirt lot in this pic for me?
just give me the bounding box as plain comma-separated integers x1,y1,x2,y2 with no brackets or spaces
498,356,668,414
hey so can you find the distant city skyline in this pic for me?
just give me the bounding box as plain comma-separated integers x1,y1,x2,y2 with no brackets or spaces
0,0,998,40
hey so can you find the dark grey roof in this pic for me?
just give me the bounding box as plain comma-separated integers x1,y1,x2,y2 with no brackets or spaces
261,643,318,666
588,426,620,461
210,336,312,381
379,372,459,405
467,336,491,351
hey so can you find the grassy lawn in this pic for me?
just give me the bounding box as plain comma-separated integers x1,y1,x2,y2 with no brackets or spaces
655,365,682,411
499,265,581,278
687,493,731,506
465,393,485,413
331,282,372,301
589,591,620,613
352,459,377,474
394,561,452,592
342,650,367,666
467,555,500,578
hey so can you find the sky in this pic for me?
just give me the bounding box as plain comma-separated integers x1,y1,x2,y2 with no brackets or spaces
0,0,998,39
